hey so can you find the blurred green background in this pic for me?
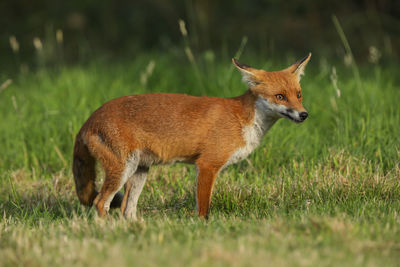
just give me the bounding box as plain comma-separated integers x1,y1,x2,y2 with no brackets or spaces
1,3,400,266
1,0,399,73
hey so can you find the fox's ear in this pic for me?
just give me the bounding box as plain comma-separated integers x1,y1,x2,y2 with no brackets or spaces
232,58,259,88
287,53,312,80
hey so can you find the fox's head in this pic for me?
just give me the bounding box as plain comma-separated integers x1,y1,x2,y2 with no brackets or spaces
233,54,311,123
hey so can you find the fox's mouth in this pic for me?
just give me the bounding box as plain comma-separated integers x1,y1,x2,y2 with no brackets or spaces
279,112,304,123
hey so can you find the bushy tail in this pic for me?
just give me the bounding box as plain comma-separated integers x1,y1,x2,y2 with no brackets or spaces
72,135,123,208
73,137,98,206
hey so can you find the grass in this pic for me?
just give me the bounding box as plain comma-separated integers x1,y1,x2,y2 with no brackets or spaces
0,52,399,266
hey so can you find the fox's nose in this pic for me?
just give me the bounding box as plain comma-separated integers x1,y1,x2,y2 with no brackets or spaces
299,112,308,121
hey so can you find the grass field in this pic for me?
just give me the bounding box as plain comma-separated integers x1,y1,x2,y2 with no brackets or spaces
0,53,399,266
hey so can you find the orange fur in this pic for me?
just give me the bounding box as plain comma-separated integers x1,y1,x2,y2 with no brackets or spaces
73,54,311,219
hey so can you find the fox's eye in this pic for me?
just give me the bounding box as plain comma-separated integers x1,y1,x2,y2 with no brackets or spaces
297,92,302,99
275,94,286,101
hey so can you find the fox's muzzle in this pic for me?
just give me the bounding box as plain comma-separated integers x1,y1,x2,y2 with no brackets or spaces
299,112,308,121
281,108,308,123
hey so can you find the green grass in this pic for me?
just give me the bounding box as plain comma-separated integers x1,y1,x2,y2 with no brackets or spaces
0,53,399,266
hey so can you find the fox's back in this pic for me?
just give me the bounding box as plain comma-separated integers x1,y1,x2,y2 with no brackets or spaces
79,93,251,162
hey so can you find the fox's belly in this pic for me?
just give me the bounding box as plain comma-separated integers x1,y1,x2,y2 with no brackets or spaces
137,149,197,167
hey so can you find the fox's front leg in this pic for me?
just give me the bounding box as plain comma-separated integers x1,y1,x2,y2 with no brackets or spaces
195,161,223,219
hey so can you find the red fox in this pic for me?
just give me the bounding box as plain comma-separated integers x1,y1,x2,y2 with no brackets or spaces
73,54,311,220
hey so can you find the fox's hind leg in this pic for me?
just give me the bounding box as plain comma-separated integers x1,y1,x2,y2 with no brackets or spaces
95,152,140,217
87,134,140,217
121,166,148,221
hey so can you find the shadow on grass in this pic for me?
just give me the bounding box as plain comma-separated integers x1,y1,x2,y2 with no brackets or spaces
1,193,90,221
1,188,197,221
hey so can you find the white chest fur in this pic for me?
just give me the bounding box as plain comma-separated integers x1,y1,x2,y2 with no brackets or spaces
224,97,278,167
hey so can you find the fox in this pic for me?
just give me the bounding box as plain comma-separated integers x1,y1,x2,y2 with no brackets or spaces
72,53,311,220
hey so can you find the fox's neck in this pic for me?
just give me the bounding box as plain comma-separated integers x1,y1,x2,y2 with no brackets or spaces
224,90,279,167
234,90,279,132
